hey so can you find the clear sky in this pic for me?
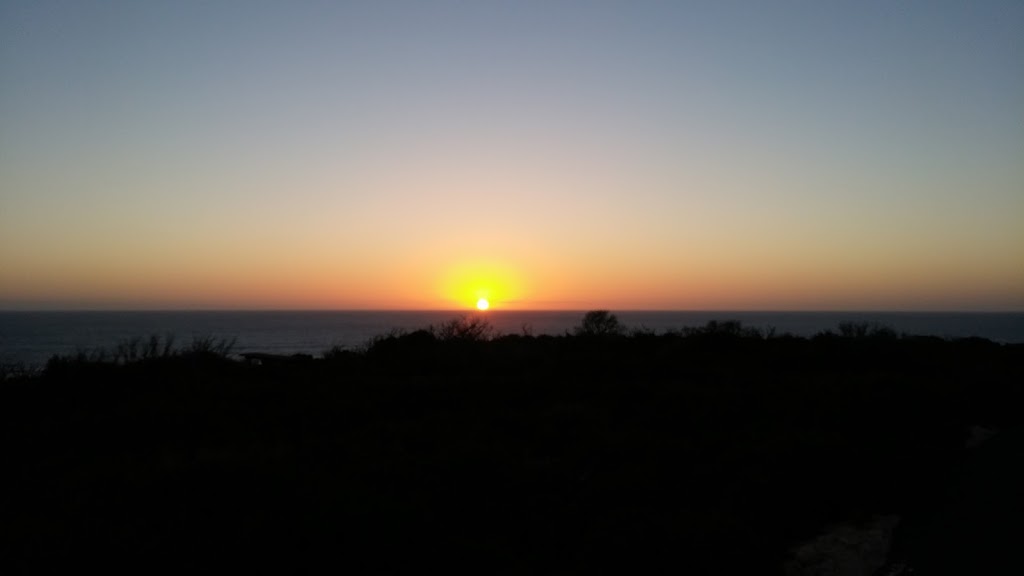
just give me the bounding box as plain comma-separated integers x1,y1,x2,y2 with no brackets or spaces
1,0,1022,311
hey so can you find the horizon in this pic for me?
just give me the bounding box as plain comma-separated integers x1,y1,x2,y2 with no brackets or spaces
3,307,1022,314
2,2,1022,311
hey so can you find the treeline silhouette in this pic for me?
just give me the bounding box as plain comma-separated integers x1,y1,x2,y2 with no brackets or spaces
2,312,1022,574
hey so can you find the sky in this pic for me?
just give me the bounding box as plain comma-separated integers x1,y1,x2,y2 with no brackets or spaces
1,0,1022,311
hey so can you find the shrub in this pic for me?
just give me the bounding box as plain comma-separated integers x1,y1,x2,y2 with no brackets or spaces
187,335,237,357
684,320,762,339
837,322,897,340
0,362,40,382
112,334,177,363
431,316,494,342
573,310,624,337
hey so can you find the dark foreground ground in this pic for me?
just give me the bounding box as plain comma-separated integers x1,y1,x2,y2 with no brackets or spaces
2,318,1023,574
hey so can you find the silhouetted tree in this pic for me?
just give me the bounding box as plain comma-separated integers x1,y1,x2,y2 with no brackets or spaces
574,310,624,336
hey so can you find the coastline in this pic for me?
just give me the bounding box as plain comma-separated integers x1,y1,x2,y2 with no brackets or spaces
3,310,1023,369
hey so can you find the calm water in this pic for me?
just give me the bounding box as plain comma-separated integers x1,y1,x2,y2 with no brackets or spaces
2,310,1023,368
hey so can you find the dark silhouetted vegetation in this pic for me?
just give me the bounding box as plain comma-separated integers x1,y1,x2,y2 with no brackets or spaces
2,313,1022,574
431,314,495,341
573,309,624,336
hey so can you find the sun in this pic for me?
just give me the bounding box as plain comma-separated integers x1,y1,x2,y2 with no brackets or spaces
476,298,490,311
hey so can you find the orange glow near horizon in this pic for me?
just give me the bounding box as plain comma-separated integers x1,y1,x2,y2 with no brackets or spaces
2,244,1023,311
436,261,526,311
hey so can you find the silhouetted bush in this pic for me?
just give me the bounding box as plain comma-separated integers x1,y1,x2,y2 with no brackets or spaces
431,315,494,341
836,321,898,340
573,310,624,336
355,326,410,353
41,334,237,374
683,319,763,339
112,334,177,363
0,361,40,382
187,334,237,356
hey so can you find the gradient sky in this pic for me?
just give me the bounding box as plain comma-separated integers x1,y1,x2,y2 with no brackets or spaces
1,1,1022,311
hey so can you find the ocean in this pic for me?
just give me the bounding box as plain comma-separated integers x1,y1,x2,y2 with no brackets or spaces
2,310,1023,368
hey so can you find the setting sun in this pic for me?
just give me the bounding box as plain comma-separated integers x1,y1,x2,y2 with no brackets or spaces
436,260,528,310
